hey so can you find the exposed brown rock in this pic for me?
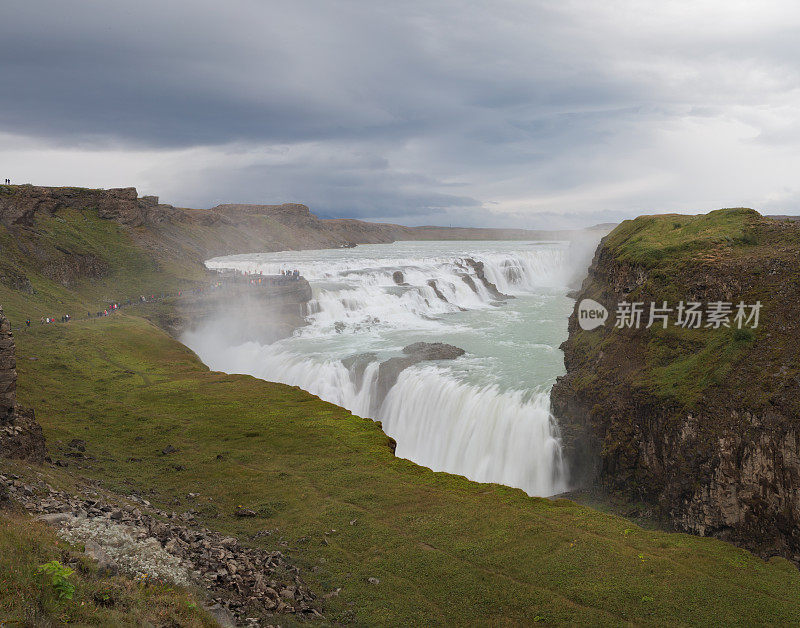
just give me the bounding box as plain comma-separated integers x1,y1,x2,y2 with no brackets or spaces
462,258,512,300
0,305,45,463
373,343,465,411
402,342,466,361
427,279,449,303
341,352,378,390
0,307,16,420
0,185,181,228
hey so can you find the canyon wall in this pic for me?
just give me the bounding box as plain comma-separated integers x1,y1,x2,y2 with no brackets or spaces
0,306,45,462
0,307,17,421
0,185,182,228
551,209,800,562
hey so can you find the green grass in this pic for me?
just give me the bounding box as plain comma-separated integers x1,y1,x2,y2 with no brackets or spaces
0,511,214,626
603,208,760,267
641,325,757,404
6,315,800,625
0,207,208,324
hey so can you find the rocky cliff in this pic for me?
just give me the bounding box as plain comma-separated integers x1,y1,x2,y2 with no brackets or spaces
0,185,182,228
551,208,800,562
0,307,16,421
0,306,45,462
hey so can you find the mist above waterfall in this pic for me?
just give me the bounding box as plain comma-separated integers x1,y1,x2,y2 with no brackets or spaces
185,239,598,497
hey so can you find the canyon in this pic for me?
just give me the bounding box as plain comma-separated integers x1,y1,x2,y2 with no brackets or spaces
0,184,594,264
2,182,800,624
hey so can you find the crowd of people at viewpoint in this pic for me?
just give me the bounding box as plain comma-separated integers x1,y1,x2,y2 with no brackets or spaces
217,268,302,286
36,299,144,328
22,269,303,331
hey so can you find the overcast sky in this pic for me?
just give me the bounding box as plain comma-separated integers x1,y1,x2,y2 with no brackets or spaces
3,1,800,228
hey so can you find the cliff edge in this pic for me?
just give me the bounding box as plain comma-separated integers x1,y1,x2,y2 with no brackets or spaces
551,208,800,562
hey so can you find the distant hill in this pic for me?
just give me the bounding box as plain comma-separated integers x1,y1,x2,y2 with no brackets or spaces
0,184,611,264
766,214,800,221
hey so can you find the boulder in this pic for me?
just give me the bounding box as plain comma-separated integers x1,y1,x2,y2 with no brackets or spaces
402,342,466,361
341,353,377,390
373,343,465,411
83,539,119,575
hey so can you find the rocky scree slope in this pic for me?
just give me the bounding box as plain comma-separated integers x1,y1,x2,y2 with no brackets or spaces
551,208,800,562
2,473,321,625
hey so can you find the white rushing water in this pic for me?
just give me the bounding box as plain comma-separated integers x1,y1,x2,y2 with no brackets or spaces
185,240,583,497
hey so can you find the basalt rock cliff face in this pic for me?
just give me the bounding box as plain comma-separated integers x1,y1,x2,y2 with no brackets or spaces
0,306,45,462
551,209,800,562
0,185,181,228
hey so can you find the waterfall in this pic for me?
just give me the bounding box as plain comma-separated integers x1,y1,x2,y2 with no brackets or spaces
207,248,570,334
190,243,572,497
381,367,567,496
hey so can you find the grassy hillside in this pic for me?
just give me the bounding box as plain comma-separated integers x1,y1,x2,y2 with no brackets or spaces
4,315,800,625
0,510,213,626
0,207,208,325
2,202,800,624
601,207,760,267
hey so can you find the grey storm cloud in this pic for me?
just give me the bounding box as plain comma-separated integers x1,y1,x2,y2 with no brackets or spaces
3,1,800,227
